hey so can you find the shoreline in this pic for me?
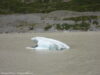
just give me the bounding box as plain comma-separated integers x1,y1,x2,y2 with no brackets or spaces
0,10,100,33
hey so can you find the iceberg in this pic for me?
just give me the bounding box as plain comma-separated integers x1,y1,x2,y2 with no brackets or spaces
26,37,70,51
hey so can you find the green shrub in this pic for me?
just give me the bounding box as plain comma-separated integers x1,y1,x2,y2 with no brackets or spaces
56,24,64,30
29,24,36,30
62,23,72,30
44,25,52,31
0,0,100,14
63,16,98,22
93,20,99,25
56,22,90,31
73,22,90,30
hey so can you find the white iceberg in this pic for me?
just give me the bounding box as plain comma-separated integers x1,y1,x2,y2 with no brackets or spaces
26,37,70,51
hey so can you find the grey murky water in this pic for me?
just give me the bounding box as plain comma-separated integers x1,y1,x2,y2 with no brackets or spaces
0,32,100,75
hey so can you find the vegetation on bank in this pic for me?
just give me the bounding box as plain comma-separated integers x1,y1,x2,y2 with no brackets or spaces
57,16,100,31
0,0,100,14
63,16,98,21
44,25,52,31
16,21,36,30
56,22,91,31
15,15,100,31
63,16,99,25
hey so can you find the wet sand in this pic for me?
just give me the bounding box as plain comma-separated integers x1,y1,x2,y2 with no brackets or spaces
0,32,100,75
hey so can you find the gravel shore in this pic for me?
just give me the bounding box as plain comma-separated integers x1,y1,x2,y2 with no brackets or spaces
0,10,100,33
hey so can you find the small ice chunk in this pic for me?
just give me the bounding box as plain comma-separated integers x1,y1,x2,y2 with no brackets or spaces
27,37,70,51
